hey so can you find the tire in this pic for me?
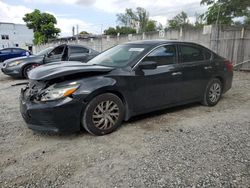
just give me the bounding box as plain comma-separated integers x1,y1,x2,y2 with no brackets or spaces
22,64,38,78
202,78,222,106
82,93,125,136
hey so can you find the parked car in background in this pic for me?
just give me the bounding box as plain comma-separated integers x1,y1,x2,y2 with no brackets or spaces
1,44,99,78
0,48,31,62
20,40,233,136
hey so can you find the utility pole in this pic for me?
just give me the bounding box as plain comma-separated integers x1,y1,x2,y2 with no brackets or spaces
76,25,79,43
215,4,221,53
100,24,103,51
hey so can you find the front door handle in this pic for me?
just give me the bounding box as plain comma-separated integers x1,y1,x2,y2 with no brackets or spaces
204,66,212,70
172,72,182,76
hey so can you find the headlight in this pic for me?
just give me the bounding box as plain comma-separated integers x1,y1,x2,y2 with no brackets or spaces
40,84,80,102
8,61,22,67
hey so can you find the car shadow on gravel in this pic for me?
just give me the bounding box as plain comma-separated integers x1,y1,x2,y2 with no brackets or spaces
125,102,200,124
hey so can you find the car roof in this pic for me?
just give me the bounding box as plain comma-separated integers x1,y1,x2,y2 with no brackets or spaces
65,44,89,48
124,40,203,46
0,47,27,51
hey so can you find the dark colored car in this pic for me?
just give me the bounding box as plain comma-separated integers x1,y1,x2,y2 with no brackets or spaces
20,40,233,135
1,44,99,78
0,48,31,62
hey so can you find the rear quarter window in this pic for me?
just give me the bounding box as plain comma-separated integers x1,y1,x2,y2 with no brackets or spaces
179,45,204,63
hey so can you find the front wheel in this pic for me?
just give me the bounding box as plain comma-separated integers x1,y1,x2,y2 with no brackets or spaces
22,64,39,78
202,78,222,106
82,93,125,136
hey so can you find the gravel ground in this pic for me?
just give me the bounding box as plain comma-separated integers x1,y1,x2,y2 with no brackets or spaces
0,70,249,188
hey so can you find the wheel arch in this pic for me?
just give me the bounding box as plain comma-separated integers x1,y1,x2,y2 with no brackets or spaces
21,62,40,77
83,87,131,121
214,75,225,92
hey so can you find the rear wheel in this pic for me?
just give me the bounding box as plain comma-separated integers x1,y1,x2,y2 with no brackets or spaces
202,78,222,106
82,93,125,136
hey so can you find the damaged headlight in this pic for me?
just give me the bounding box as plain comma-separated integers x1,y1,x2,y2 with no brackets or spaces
40,83,80,102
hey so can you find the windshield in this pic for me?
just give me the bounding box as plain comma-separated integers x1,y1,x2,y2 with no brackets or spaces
86,44,150,67
36,47,53,56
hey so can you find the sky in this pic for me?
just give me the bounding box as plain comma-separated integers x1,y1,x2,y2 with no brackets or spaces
0,0,208,37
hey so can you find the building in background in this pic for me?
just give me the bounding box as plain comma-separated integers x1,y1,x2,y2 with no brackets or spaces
0,22,33,52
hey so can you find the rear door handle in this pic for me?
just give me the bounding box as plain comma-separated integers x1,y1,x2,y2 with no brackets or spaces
204,66,212,70
172,72,182,76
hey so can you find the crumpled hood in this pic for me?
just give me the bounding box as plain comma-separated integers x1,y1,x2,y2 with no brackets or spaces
28,61,114,81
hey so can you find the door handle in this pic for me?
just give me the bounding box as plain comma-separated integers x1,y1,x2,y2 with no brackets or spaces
172,72,182,76
204,66,212,70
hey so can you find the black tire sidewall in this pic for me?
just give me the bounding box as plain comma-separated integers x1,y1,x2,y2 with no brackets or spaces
205,78,222,106
23,64,34,78
82,93,125,136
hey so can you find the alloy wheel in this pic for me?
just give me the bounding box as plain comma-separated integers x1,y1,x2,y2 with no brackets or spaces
208,83,221,103
92,100,120,130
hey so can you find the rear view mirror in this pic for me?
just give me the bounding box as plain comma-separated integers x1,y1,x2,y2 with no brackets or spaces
139,61,157,70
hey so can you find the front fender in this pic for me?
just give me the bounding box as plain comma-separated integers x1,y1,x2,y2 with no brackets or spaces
74,76,117,101
73,76,131,120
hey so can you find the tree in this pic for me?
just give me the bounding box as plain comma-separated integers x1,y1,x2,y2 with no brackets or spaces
116,7,155,33
23,9,61,45
79,31,89,35
104,26,136,35
144,20,157,32
167,11,192,29
201,0,250,25
104,27,118,35
194,13,205,28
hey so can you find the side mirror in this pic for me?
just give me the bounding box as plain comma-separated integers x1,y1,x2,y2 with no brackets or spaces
138,61,157,70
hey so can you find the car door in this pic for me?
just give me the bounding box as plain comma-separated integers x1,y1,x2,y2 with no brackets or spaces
130,44,185,113
177,44,214,101
44,45,66,64
68,46,90,62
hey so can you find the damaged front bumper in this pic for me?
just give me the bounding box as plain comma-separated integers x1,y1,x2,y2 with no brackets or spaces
20,87,84,133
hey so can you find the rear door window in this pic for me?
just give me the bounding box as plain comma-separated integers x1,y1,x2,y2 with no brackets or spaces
12,49,24,53
70,46,89,54
179,45,204,63
143,45,176,66
0,49,11,54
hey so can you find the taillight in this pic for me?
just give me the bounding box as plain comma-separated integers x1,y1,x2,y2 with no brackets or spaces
224,60,233,71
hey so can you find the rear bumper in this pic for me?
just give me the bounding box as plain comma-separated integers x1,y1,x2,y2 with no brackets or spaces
223,71,233,93
20,92,85,133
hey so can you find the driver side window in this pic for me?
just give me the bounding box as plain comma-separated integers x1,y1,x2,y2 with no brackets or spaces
143,45,176,66
49,46,65,57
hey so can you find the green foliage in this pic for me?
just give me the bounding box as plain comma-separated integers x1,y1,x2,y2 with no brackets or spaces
116,7,156,33
23,9,61,45
167,11,193,29
201,0,250,25
244,15,250,25
104,26,136,35
79,31,89,35
194,13,205,28
144,20,157,32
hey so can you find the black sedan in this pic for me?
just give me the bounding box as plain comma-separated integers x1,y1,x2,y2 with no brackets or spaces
20,40,233,135
1,44,98,78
